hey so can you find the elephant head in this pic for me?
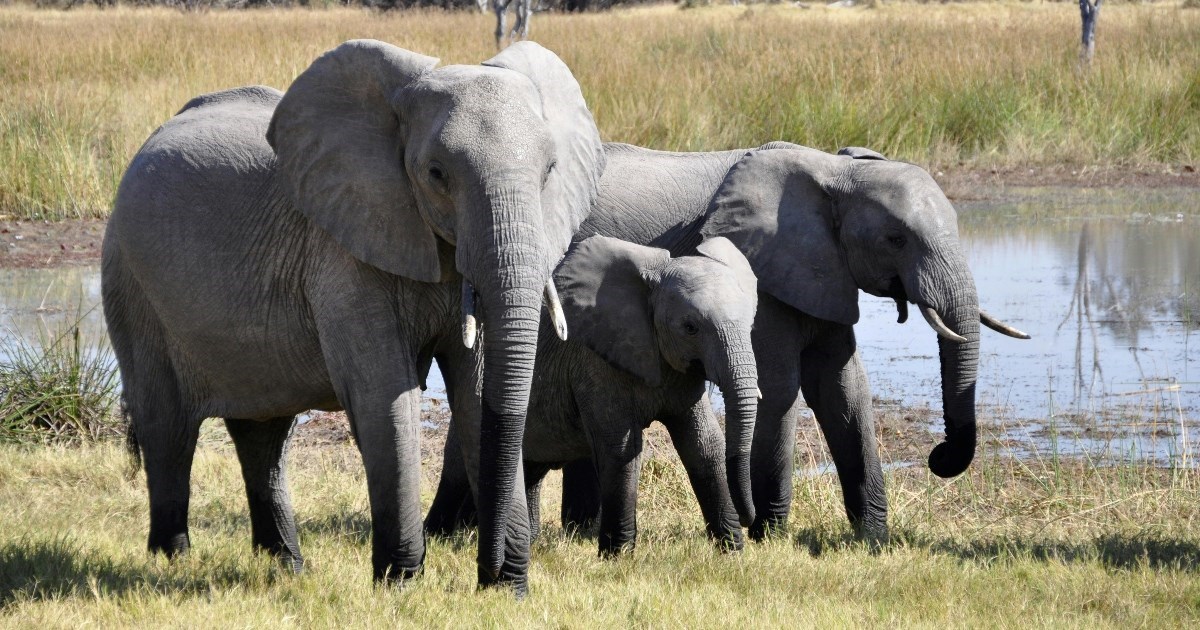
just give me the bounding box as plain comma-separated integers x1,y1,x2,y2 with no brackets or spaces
555,235,760,526
266,40,604,582
702,146,1027,479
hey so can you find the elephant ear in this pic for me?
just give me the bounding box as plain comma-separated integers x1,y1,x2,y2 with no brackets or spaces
837,146,888,160
701,148,860,326
555,236,670,387
267,40,443,282
696,236,757,299
483,42,605,268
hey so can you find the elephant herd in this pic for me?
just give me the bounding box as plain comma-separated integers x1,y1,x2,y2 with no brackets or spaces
102,40,1028,596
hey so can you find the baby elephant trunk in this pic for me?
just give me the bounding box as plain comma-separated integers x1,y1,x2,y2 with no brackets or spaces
715,329,758,528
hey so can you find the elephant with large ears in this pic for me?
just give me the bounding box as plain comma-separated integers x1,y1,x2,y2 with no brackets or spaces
434,235,760,555
101,39,604,594
428,141,1027,543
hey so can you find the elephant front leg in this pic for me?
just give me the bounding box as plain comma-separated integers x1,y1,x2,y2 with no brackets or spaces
800,327,888,545
524,461,552,543
345,382,426,583
559,458,601,534
225,416,303,572
662,405,743,552
591,429,643,557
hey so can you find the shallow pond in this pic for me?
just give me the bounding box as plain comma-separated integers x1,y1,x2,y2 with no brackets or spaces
1,187,1195,464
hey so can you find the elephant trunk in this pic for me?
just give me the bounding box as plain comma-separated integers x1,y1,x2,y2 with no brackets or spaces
466,185,548,588
715,327,758,528
914,251,980,479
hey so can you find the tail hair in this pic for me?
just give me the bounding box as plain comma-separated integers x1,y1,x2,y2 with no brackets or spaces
121,395,142,480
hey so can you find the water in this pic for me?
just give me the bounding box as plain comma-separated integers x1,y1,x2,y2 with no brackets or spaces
1,188,1195,463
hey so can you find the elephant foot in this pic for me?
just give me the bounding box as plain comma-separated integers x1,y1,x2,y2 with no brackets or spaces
374,561,423,585
276,551,305,574
477,564,529,600
597,536,635,559
853,520,890,554
712,528,745,553
749,515,788,542
148,532,191,558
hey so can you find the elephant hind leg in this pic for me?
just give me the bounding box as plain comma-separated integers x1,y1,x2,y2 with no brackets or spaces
524,461,552,543
104,266,202,557
225,416,303,572
130,389,201,558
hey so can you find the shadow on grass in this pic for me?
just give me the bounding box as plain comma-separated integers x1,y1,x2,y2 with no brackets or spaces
792,527,1200,572
0,536,263,609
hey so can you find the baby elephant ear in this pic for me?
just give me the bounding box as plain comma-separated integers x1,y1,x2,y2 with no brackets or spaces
837,146,888,160
483,42,606,267
268,40,444,282
555,236,670,387
696,237,757,299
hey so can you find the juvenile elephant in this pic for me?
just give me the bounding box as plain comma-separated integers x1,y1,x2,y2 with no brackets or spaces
430,235,759,555
102,40,604,593
428,142,1027,543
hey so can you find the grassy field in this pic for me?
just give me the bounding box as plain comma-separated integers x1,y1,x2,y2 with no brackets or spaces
1,3,1198,219
1,427,1198,626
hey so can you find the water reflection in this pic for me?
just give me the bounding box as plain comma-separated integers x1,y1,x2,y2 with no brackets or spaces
855,188,1197,465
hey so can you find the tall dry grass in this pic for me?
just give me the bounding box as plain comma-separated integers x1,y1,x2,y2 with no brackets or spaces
1,3,1198,219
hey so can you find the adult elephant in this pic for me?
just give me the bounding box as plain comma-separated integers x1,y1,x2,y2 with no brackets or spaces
102,39,604,594
427,142,1027,543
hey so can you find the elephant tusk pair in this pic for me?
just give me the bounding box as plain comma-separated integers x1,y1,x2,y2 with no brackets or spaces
920,306,968,343
980,309,1031,339
461,279,568,349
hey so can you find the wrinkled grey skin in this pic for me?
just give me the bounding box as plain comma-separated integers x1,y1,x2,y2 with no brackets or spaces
429,236,759,555
429,141,1025,543
101,40,604,594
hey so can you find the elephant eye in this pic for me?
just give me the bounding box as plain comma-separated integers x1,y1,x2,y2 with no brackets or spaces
428,165,445,182
542,160,556,188
682,320,699,336
887,234,907,249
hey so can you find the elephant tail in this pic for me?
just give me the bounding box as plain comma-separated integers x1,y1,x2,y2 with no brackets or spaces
122,394,143,480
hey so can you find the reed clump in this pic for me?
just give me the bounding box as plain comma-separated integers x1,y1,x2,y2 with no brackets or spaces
0,321,121,444
1,3,1198,219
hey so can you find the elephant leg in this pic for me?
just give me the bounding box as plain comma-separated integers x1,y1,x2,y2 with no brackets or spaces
225,416,303,572
332,349,426,583
800,325,888,544
590,427,643,557
524,461,552,543
748,300,804,541
138,408,202,558
425,426,478,537
662,405,743,551
438,342,531,593
559,458,600,534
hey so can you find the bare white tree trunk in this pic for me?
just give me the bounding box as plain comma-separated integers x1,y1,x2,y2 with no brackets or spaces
1079,0,1102,66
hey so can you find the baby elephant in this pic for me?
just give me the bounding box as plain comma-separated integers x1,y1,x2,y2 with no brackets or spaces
430,235,760,556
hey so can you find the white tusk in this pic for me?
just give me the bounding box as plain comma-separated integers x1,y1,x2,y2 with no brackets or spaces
756,388,763,400
980,309,1031,339
544,279,568,341
921,306,968,343
461,280,478,349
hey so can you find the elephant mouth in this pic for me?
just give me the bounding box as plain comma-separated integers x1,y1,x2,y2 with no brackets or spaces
882,276,909,324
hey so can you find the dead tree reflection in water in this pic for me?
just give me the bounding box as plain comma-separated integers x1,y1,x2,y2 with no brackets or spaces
1058,224,1105,405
